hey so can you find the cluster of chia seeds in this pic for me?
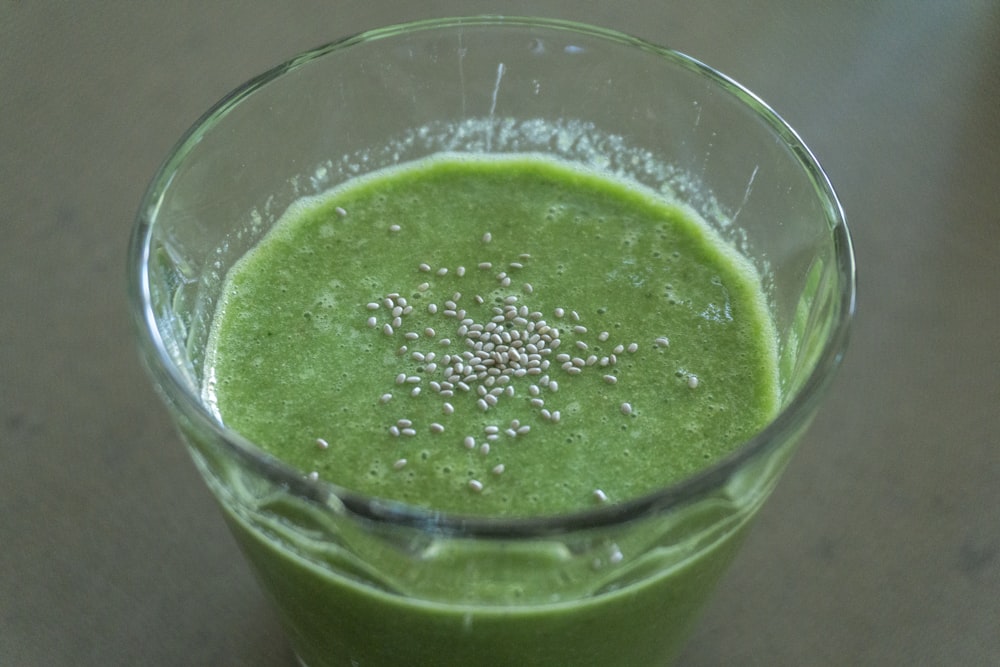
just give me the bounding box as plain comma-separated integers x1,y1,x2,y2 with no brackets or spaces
349,227,688,502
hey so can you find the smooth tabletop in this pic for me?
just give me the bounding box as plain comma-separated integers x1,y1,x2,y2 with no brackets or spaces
2,3,998,665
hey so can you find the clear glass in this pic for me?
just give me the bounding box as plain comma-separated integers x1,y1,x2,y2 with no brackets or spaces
128,17,855,667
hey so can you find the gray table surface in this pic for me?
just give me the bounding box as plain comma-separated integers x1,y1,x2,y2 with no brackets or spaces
3,2,998,665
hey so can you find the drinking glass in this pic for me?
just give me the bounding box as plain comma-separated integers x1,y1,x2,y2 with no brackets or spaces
128,17,855,667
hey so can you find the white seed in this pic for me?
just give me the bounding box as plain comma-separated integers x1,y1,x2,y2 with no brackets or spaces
492,464,505,475
549,380,559,392
401,427,417,437
410,387,421,397
603,374,618,385
523,283,533,294
554,308,565,318
687,375,699,389
316,438,329,449
576,341,588,350
307,471,319,481
551,410,561,423
464,436,476,449
517,424,531,435
573,325,587,334
335,206,347,217
395,373,406,385
412,351,425,362
397,419,413,427
393,459,407,470
419,262,431,272
388,425,400,437
571,311,580,321
620,402,633,416
593,489,608,503
430,423,445,434
482,232,492,243
627,342,638,353
389,224,401,233
479,262,492,270
477,398,489,411
366,302,380,311
456,265,466,277
405,332,420,341
379,393,393,404
418,282,430,291
480,443,491,455
428,303,438,314
655,337,670,347
367,316,378,328
443,402,454,415
469,479,484,492
406,375,421,384
598,331,610,342
382,323,394,336
437,267,448,276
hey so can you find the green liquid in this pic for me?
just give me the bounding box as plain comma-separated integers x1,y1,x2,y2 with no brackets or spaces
204,154,780,665
208,155,778,516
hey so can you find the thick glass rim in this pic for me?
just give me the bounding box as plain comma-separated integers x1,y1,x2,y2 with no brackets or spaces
128,15,856,538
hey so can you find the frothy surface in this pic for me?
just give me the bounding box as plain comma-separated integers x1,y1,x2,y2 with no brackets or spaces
206,154,779,516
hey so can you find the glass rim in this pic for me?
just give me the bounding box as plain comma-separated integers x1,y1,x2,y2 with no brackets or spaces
127,15,857,538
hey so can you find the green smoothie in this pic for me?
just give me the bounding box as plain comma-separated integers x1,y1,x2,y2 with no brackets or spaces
203,153,780,665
